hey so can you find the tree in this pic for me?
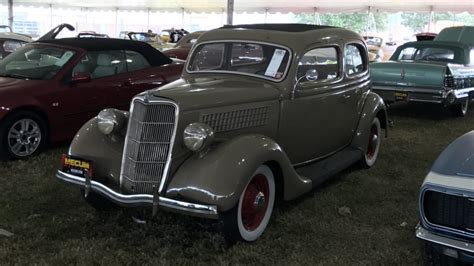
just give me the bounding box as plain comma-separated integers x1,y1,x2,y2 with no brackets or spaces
294,12,388,34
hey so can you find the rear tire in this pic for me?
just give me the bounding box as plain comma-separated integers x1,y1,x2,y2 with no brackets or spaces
450,96,469,117
0,111,48,160
361,117,381,168
222,165,275,242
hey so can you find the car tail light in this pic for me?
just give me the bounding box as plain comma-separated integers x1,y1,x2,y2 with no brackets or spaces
444,73,455,91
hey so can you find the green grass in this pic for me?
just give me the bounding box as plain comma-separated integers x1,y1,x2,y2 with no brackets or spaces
0,103,472,265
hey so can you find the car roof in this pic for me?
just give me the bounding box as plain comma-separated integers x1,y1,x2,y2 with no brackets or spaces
0,32,33,42
199,23,362,51
221,23,335,32
35,37,172,66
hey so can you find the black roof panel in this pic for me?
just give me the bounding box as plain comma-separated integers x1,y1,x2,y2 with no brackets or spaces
35,37,172,66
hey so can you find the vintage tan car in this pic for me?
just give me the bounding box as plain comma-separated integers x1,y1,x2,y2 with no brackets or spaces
56,24,388,242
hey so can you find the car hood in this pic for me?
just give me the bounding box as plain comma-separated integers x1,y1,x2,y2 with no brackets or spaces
431,131,474,178
0,77,44,95
370,61,449,88
149,77,281,112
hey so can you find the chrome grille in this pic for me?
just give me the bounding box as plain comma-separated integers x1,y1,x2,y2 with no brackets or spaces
121,99,177,194
423,190,474,236
201,106,269,132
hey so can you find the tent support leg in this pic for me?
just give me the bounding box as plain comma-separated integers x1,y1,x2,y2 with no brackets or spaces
226,0,234,25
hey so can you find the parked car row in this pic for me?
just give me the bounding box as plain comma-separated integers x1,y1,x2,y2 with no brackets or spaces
0,23,472,263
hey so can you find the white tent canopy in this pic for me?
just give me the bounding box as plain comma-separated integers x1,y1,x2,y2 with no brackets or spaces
6,0,474,13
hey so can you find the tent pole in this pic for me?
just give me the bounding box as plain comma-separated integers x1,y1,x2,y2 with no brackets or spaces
428,6,434,32
147,8,150,30
226,0,234,25
181,8,185,29
115,7,118,38
8,0,13,30
49,4,53,28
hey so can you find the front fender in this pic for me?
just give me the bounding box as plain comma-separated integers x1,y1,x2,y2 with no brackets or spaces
68,116,125,184
351,91,388,152
165,134,312,212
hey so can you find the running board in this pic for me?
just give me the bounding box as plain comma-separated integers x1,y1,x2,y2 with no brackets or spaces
295,148,363,188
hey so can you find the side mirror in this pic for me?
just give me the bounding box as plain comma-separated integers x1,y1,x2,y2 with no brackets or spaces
71,72,91,83
305,69,319,81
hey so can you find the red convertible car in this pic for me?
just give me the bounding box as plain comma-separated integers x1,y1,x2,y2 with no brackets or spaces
0,33,183,159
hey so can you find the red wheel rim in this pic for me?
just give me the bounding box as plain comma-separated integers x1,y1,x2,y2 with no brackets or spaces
241,173,269,231
367,124,378,159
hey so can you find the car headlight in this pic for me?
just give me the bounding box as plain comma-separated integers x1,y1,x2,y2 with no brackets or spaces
183,123,215,152
97,108,127,135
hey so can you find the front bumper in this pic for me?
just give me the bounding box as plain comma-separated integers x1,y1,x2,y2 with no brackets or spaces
416,224,474,263
56,170,219,219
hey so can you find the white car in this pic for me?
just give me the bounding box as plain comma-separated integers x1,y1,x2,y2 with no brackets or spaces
0,26,32,60
416,130,474,265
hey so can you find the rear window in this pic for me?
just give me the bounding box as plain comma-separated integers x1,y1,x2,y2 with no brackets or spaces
397,46,457,63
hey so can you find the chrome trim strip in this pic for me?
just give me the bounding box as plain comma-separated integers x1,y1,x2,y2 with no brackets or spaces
119,96,179,195
185,40,293,83
57,170,218,219
372,85,445,94
416,224,474,253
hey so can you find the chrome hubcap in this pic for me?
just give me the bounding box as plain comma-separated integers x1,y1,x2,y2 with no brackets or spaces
7,118,41,157
253,192,266,212
370,134,379,151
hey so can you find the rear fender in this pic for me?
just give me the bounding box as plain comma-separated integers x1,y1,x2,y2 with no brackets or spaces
351,91,388,152
165,134,312,212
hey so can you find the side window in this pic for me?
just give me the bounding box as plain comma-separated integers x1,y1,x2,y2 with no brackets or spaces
398,47,417,60
3,40,22,53
85,50,127,79
345,44,366,76
189,43,225,70
470,49,474,65
125,50,150,72
297,47,339,83
72,53,94,77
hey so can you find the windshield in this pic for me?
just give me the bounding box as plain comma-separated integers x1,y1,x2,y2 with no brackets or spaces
396,46,457,63
0,45,76,80
187,41,291,81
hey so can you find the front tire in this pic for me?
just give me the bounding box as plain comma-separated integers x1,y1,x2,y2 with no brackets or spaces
222,165,275,242
450,96,469,117
361,117,381,168
0,111,48,160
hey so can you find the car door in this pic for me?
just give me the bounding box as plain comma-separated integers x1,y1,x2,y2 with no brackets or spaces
55,50,129,138
340,42,370,134
278,45,357,164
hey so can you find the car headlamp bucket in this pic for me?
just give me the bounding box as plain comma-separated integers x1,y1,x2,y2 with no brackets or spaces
97,108,127,135
183,123,215,152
